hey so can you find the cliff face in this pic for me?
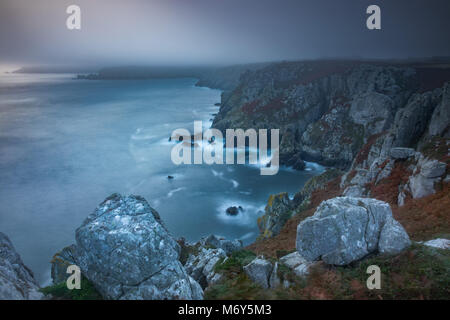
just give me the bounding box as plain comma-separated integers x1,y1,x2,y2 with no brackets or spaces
0,232,43,300
212,60,450,169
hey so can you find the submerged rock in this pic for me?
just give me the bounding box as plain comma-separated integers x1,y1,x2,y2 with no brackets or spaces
296,197,411,265
0,232,43,300
59,193,203,300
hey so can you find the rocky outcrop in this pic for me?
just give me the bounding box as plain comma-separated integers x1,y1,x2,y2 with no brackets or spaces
257,169,342,239
296,197,410,265
407,156,446,199
212,61,428,168
279,251,315,277
257,193,292,239
184,247,226,289
51,244,77,284
52,194,203,300
0,232,43,300
243,257,280,289
201,234,243,255
211,58,450,170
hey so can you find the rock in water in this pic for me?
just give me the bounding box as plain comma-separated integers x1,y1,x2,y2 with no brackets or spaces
0,232,43,300
74,193,203,300
296,197,411,265
225,206,240,216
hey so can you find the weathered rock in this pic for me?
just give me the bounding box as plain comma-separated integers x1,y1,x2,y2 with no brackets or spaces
268,262,281,288
257,193,292,239
421,238,450,250
51,244,77,284
202,235,243,255
279,251,314,277
243,257,273,289
0,232,43,300
73,193,203,300
408,157,446,199
390,147,415,159
225,206,242,216
296,197,411,265
184,247,226,289
424,82,450,138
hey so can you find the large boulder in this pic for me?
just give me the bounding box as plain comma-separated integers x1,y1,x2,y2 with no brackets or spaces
0,232,43,300
243,257,274,289
72,193,203,300
296,197,411,265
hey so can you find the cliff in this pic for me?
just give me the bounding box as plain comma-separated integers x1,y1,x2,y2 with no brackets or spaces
212,60,450,169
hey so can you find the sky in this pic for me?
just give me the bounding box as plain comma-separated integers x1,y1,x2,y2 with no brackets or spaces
1,0,450,70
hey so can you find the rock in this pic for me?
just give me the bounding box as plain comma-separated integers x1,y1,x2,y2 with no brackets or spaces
408,157,446,199
420,159,446,179
225,206,242,216
51,244,77,284
269,262,281,288
0,232,43,300
296,197,411,265
343,185,365,197
424,82,450,138
279,251,314,277
390,147,415,159
243,257,273,289
421,238,450,250
73,193,203,300
184,247,226,289
203,234,243,255
257,193,292,239
397,190,406,207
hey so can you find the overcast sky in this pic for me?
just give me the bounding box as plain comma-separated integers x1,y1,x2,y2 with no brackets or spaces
1,0,450,69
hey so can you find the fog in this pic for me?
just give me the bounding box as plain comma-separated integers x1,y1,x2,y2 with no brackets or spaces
1,0,450,68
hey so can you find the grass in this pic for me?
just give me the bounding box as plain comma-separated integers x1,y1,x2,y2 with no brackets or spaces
206,244,450,300
214,250,256,273
40,276,102,300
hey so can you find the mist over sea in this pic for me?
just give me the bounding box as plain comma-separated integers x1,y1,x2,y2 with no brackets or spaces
0,74,323,285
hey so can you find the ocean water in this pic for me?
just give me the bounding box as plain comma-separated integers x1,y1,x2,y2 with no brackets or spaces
0,73,324,285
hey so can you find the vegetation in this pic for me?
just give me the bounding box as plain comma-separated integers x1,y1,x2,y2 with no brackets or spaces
206,244,450,300
40,277,102,300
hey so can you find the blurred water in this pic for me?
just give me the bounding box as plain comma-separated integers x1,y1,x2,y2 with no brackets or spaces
0,73,323,285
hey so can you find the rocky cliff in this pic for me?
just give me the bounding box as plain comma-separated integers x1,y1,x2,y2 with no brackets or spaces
0,232,43,300
212,60,450,169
